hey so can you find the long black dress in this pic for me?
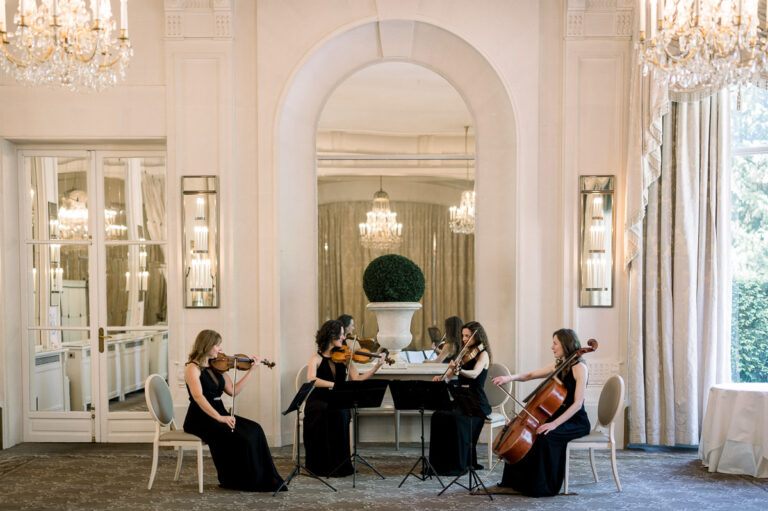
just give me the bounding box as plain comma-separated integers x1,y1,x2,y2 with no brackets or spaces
183,365,284,492
428,357,491,475
499,363,590,496
303,355,354,477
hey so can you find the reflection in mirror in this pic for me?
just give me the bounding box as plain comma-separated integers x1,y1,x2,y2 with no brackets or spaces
27,156,90,241
26,244,90,335
106,245,167,327
317,62,475,349
103,157,167,242
29,329,90,412
107,330,168,412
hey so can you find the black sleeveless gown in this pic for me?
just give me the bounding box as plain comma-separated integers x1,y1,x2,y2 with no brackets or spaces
182,365,284,492
303,355,354,477
499,364,590,496
428,357,491,475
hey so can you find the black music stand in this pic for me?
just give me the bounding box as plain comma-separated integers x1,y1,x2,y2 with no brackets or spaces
389,380,452,488
437,385,493,501
327,379,390,487
273,381,337,496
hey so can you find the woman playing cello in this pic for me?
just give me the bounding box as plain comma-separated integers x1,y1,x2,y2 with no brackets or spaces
304,319,385,477
492,328,590,496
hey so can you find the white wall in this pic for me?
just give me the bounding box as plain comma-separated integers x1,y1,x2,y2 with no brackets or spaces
0,0,633,448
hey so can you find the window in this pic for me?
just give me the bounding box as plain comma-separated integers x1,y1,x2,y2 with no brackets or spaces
730,85,768,383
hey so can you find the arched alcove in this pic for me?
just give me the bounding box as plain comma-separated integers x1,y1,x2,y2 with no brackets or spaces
276,20,519,442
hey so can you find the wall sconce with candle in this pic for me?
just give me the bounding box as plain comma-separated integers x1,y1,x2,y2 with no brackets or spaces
182,176,219,308
579,176,614,307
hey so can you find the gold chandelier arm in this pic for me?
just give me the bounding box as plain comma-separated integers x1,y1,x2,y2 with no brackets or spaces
0,35,28,67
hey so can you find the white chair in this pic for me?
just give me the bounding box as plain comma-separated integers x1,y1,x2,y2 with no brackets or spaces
563,374,625,494
483,362,511,468
145,374,205,493
292,365,309,461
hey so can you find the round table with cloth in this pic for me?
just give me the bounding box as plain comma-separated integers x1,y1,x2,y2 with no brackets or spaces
699,383,768,477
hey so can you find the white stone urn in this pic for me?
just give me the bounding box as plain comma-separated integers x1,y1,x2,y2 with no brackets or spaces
367,301,422,353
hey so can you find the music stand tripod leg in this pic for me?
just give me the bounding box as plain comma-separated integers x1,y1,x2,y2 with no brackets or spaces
437,415,492,501
273,410,337,496
398,407,444,488
328,406,385,487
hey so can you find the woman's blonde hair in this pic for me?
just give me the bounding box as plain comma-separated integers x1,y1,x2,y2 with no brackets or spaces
187,329,222,366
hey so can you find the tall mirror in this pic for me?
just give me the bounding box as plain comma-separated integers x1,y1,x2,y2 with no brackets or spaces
316,62,475,352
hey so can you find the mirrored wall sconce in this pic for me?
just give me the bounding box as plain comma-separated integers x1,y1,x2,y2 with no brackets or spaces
182,176,219,308
579,176,614,308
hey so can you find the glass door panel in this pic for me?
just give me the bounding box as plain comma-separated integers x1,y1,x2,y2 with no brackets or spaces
100,153,167,423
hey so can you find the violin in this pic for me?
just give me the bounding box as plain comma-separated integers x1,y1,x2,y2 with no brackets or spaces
330,345,395,365
491,338,598,465
438,329,479,381
209,352,276,372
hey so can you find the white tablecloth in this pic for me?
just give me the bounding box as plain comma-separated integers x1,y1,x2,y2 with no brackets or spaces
699,383,768,477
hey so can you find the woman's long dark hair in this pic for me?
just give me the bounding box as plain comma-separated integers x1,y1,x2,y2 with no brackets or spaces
443,316,462,358
316,319,343,353
462,321,491,362
553,328,582,363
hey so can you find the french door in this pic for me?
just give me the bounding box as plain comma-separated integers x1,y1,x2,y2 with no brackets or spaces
21,149,168,442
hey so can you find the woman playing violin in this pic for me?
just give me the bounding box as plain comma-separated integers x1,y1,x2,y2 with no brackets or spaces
183,329,284,492
492,328,590,497
304,319,386,477
428,321,492,475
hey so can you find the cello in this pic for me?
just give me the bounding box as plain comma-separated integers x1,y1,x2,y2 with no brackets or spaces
491,338,598,464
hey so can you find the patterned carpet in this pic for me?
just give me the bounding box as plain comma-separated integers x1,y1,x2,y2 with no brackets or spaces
0,443,766,510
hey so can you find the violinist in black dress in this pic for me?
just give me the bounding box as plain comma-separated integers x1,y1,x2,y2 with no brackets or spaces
492,328,590,497
429,321,492,475
304,319,385,477
183,329,284,492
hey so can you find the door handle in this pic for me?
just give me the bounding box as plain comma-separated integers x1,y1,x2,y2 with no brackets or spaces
98,327,112,353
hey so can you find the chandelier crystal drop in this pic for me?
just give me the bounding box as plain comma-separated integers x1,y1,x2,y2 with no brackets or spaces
359,179,403,251
449,125,475,234
638,0,768,92
0,0,133,91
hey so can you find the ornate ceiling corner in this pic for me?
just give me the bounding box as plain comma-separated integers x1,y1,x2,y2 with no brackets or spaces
163,0,233,39
567,0,633,39
567,13,585,37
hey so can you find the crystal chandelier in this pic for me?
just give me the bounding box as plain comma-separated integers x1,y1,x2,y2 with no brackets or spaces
638,0,768,92
449,126,475,234
0,0,132,91
359,177,402,250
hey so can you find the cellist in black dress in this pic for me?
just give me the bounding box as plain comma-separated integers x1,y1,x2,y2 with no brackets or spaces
428,321,492,475
492,328,590,497
183,329,284,492
304,319,385,477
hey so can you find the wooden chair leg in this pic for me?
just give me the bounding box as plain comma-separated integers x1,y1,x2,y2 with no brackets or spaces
174,446,184,481
610,444,621,492
563,444,571,494
197,442,204,494
148,442,159,490
589,447,598,482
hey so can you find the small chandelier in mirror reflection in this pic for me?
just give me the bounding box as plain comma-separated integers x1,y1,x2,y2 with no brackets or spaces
449,125,475,234
0,0,133,91
638,0,768,92
359,177,402,250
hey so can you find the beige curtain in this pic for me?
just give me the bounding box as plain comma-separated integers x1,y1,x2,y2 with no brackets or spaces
628,91,732,446
318,201,474,350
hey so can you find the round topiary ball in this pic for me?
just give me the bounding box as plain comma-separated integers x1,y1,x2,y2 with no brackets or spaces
363,254,425,302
